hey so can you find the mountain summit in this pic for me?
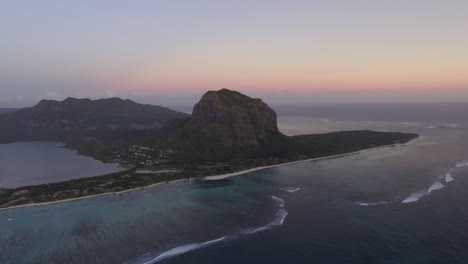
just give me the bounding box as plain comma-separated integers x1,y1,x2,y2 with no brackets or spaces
188,89,281,147
158,89,287,160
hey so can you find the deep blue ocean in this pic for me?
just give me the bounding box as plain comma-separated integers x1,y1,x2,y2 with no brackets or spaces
1,104,468,264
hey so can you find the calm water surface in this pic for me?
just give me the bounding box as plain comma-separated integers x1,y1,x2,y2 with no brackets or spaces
1,106,468,264
0,141,123,188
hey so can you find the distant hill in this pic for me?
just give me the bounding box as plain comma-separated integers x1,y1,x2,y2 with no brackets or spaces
0,97,189,143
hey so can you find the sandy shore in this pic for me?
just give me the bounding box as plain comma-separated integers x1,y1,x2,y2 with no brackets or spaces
0,140,416,212
0,179,188,212
204,142,407,180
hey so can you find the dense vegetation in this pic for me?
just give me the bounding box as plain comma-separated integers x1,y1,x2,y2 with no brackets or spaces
0,130,417,209
289,130,416,157
210,88,258,108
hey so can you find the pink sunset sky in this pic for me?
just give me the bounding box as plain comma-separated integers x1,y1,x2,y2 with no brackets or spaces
1,0,467,107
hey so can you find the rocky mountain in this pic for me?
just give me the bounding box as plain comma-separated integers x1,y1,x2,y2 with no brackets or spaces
188,89,281,147
0,97,189,142
155,89,287,160
154,89,418,161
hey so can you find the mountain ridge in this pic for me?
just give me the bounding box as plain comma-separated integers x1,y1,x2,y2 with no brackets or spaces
0,97,189,143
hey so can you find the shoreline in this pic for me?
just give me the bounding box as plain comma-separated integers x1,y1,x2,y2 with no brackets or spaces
0,140,416,212
0,179,189,212
203,142,405,180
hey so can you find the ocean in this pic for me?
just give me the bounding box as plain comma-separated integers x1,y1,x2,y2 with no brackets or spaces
0,104,467,264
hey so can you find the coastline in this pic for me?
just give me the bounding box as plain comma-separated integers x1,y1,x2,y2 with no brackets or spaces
0,179,189,212
0,140,416,212
203,142,405,180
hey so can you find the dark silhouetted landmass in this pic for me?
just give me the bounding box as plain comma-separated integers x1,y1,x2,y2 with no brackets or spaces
151,88,286,161
0,89,418,209
0,97,189,143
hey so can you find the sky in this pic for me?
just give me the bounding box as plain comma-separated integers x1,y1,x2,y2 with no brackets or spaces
1,0,468,108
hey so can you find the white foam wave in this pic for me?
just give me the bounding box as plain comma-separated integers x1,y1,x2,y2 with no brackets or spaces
402,180,446,204
243,196,288,234
356,201,389,206
402,190,428,204
445,172,454,183
134,195,288,264
427,180,444,193
401,161,468,204
271,195,285,206
141,237,226,264
436,123,460,128
243,208,288,234
281,187,301,193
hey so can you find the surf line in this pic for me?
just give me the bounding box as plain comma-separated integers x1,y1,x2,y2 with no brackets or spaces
402,161,467,204
359,160,467,206
132,195,290,264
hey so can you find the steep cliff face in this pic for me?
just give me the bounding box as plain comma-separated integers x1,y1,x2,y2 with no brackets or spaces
188,89,280,147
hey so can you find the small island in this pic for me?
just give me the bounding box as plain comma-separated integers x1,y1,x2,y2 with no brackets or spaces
0,89,418,209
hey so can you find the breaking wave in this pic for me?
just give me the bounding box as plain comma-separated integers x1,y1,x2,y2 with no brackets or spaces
435,123,461,129
427,180,444,193
139,237,227,264
401,180,445,204
356,201,390,207
445,172,454,183
401,160,467,204
281,187,301,193
242,196,288,234
130,195,289,264
402,190,428,204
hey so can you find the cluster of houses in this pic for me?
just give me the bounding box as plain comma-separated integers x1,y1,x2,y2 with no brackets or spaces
111,145,176,167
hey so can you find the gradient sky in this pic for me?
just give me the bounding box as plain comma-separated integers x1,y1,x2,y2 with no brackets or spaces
1,0,468,107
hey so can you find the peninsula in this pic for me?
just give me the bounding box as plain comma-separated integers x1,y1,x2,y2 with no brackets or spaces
0,89,418,209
